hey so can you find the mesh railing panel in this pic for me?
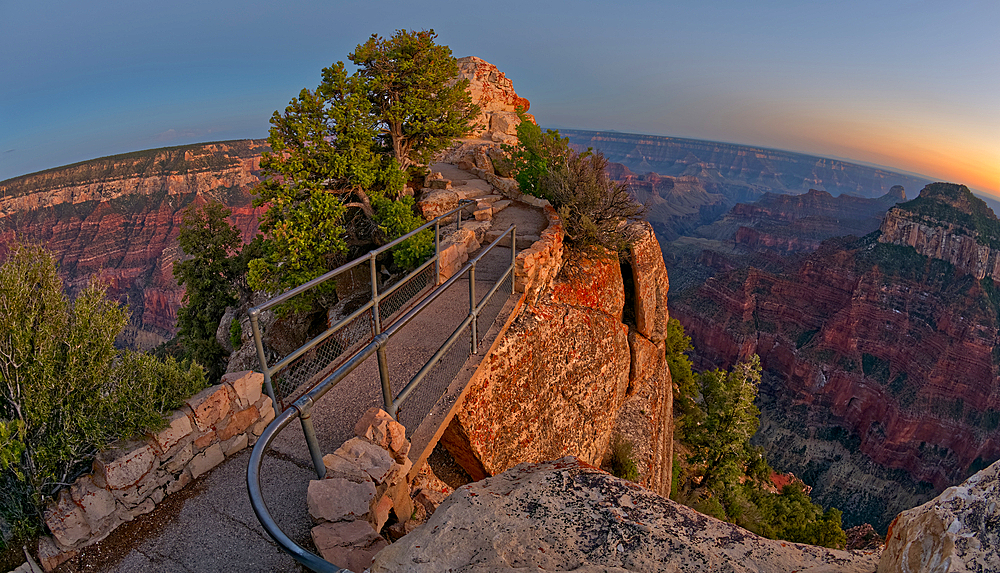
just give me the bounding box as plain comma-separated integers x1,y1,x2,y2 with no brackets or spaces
379,264,435,325
477,271,514,348
272,308,375,408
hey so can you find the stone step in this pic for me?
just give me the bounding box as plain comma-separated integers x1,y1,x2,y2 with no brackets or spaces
484,229,541,249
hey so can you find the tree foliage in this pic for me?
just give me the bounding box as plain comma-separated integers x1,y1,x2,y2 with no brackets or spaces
0,244,206,542
666,319,846,548
667,318,698,429
505,111,645,253
173,200,242,381
682,355,769,493
351,29,479,170
249,30,471,306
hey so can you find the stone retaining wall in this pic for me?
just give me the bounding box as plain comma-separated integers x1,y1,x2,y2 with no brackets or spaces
37,371,275,571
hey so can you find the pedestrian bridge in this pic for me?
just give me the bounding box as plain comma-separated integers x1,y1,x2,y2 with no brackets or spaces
246,195,531,571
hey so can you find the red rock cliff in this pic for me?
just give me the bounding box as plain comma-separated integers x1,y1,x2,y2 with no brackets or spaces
441,222,674,497
0,140,267,348
671,235,1000,531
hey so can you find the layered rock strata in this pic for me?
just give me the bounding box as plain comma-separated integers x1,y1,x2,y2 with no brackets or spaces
671,234,1000,531
879,183,1000,280
370,457,880,573
704,186,906,252
0,141,266,348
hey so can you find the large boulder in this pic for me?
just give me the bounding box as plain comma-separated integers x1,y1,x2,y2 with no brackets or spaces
370,457,880,573
878,459,1000,573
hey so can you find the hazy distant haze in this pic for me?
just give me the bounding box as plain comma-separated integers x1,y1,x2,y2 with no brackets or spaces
2,0,996,195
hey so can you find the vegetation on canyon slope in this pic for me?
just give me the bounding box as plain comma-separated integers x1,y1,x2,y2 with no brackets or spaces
0,244,206,546
667,318,846,548
247,29,478,308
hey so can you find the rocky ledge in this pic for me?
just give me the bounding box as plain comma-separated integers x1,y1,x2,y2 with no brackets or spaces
879,459,1000,573
370,457,879,573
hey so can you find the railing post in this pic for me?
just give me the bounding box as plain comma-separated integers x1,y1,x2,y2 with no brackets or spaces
510,226,517,295
434,220,441,286
469,262,478,355
249,309,279,410
457,203,462,230
378,343,394,417
298,400,326,479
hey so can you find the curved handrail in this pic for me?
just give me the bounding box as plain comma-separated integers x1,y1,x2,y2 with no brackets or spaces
246,406,348,573
247,223,517,571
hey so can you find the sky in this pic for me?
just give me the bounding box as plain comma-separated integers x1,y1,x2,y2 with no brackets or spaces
2,0,997,195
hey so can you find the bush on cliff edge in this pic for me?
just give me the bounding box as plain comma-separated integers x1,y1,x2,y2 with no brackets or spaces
505,111,645,254
0,244,206,545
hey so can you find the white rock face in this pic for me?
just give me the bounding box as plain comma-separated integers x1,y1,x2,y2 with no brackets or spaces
879,459,1000,573
370,457,879,573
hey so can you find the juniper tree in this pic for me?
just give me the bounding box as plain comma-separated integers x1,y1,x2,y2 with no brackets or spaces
173,200,243,380
249,31,476,304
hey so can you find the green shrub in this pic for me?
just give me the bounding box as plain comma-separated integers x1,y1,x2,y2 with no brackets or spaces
505,111,645,253
608,435,640,481
0,244,207,545
372,195,434,269
229,318,243,349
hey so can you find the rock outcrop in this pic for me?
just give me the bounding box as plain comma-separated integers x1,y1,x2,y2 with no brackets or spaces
879,459,1000,573
370,457,880,573
671,231,1000,531
454,56,533,144
0,141,266,348
879,182,1000,281
440,221,674,497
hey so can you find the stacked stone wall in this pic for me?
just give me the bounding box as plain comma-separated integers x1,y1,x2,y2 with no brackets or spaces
37,371,275,571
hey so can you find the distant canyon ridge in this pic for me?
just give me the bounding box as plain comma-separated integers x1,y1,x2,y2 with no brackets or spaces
0,132,932,348
0,140,267,348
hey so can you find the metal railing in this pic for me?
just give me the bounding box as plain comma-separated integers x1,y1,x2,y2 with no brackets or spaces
249,200,476,412
246,215,518,571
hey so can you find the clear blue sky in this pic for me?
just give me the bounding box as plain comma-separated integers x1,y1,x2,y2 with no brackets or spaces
2,0,997,194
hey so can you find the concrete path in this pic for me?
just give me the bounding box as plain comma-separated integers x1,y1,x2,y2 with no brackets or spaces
53,167,546,573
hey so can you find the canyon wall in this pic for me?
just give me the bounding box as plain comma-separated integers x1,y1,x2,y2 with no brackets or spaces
879,183,1000,281
0,141,267,348
562,129,930,201
671,231,1000,531
702,186,906,253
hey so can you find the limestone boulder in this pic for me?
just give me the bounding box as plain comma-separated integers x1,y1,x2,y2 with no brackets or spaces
334,438,395,484
370,457,880,573
878,459,1000,572
307,478,376,524
312,520,388,573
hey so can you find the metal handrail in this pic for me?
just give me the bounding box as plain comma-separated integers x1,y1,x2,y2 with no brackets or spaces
249,199,475,411
247,223,517,572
